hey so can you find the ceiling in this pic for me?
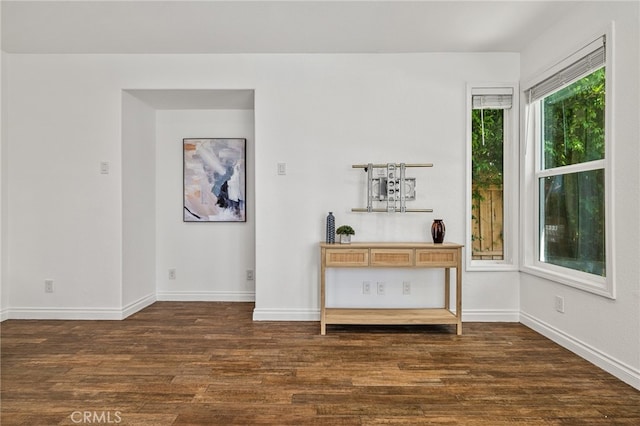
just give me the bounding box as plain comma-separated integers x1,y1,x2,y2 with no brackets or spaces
2,0,583,54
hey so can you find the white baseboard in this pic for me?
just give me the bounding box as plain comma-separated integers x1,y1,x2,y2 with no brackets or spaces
6,307,124,320
462,309,520,322
520,311,640,391
122,293,156,319
4,293,157,320
3,291,253,320
156,290,255,302
253,308,320,321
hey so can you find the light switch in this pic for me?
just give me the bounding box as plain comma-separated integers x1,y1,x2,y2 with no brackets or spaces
277,163,286,175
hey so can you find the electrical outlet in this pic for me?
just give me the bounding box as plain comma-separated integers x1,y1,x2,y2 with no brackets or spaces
555,295,565,313
45,279,54,293
168,268,176,280
246,270,255,281
377,282,385,295
362,281,371,295
403,281,411,295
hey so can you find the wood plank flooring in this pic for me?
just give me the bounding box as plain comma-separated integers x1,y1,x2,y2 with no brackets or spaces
2,302,639,425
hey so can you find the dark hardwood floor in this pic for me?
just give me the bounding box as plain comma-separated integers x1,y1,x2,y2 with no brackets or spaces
2,302,639,425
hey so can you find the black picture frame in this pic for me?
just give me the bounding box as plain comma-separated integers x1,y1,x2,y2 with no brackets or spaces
183,138,247,222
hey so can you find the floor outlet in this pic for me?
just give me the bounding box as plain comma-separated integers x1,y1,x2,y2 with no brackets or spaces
362,281,371,295
168,268,176,280
403,281,411,295
377,282,385,295
45,279,54,293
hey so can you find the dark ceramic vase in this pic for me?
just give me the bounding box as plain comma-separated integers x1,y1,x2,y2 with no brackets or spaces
431,219,446,244
326,212,335,243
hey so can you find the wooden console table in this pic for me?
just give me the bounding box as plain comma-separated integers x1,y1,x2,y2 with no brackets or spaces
320,242,463,335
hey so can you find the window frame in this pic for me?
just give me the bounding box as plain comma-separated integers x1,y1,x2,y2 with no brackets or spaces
521,29,615,298
465,83,519,272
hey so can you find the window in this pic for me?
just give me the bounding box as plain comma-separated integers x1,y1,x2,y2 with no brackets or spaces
523,35,613,297
466,85,518,271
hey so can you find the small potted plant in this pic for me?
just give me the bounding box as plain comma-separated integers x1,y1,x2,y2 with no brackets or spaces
336,225,355,244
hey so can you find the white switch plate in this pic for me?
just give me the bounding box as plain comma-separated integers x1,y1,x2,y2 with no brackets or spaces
100,161,110,174
277,163,286,175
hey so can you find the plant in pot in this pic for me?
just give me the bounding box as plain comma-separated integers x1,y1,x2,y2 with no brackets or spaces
336,225,355,244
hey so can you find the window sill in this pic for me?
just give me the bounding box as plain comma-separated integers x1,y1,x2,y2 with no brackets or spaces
520,264,614,299
467,262,519,272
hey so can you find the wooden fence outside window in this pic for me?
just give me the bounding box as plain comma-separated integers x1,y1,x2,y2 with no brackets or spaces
471,185,504,260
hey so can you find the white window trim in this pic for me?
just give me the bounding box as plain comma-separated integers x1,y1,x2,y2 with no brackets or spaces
466,82,519,272
520,25,616,298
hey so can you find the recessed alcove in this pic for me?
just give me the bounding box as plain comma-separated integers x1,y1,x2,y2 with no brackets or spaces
121,89,256,314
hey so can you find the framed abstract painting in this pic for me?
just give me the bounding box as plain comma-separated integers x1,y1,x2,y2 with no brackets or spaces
183,138,246,222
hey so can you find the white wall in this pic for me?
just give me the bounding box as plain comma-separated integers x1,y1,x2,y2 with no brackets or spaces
5,55,124,318
3,52,520,321
155,109,255,301
121,91,157,315
519,1,640,389
250,54,521,320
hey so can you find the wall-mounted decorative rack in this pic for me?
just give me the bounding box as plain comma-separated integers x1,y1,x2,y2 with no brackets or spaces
351,163,434,213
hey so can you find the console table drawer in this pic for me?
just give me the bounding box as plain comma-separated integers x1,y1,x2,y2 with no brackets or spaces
370,249,414,266
325,249,369,266
415,249,458,267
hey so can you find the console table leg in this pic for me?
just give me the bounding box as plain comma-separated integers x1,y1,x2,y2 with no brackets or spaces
456,258,463,336
320,247,326,335
444,268,451,310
